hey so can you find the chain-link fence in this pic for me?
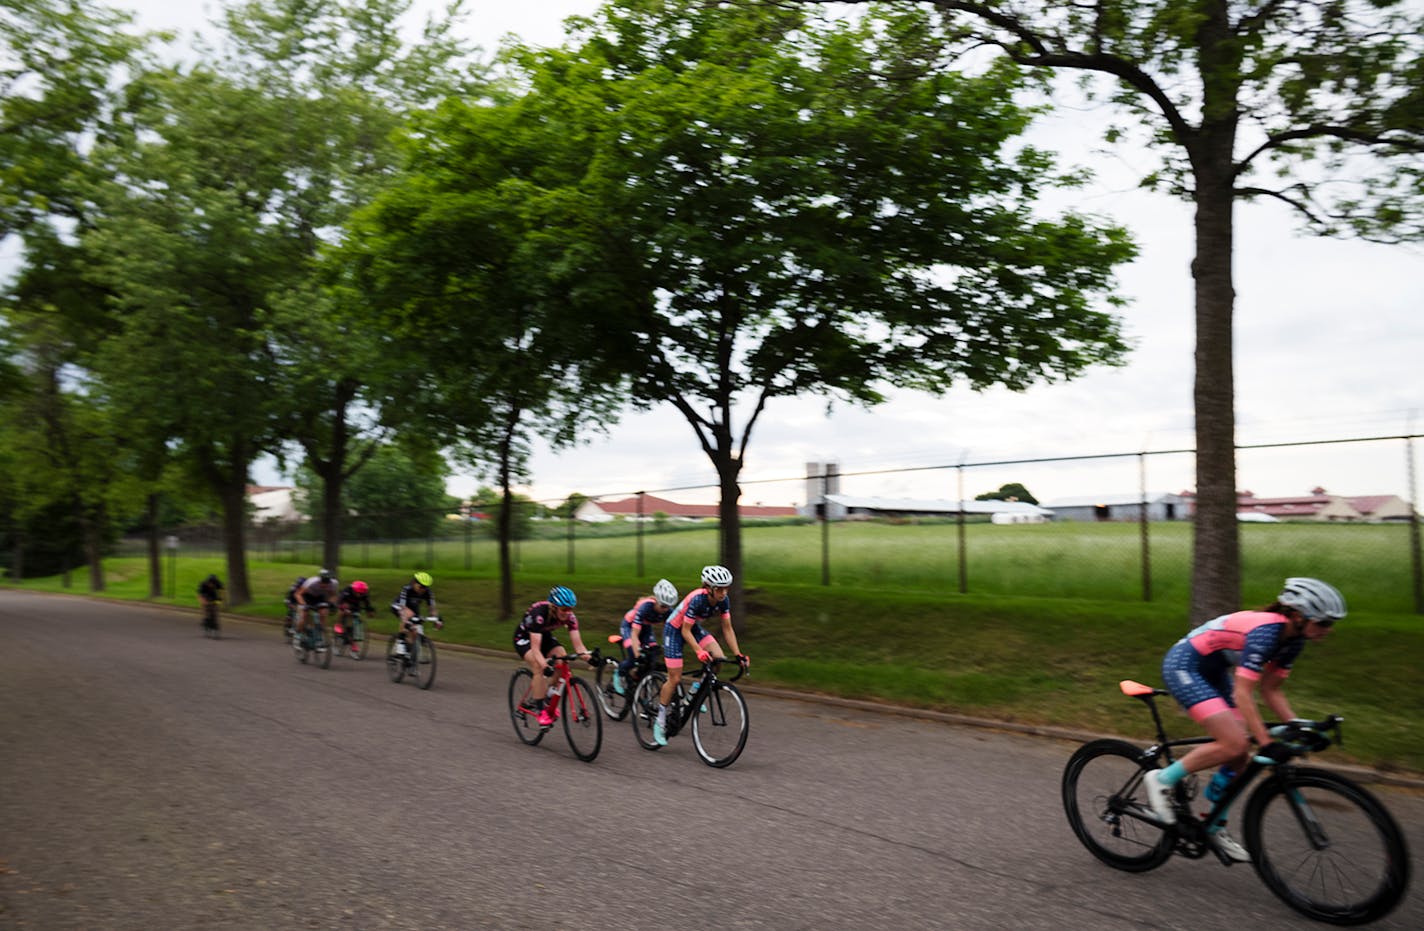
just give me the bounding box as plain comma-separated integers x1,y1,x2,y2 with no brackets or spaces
121,433,1423,614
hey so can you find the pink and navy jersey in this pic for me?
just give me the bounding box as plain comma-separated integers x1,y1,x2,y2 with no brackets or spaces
665,587,730,630
1180,610,1305,680
518,600,579,636
623,597,670,632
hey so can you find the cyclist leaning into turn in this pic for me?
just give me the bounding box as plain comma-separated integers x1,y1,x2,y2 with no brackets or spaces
293,569,340,648
514,585,594,727
611,578,679,696
653,565,748,747
1144,576,1347,862
391,572,442,658
335,579,373,640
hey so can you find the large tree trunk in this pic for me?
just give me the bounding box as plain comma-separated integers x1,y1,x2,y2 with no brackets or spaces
82,500,105,592
218,467,252,606
146,493,162,598
496,405,521,621
1188,110,1241,623
321,470,344,578
713,445,747,637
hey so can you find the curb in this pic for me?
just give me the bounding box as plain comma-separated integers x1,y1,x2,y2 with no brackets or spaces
12,588,1424,791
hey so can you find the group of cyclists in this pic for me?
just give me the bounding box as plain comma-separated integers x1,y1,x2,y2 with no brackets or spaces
201,561,750,748
206,564,1348,814
514,564,749,744
279,568,440,657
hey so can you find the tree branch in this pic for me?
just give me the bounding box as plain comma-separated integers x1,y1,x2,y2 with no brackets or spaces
1237,123,1424,175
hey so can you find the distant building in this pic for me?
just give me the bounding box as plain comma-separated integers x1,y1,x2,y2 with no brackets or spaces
802,494,1052,522
1235,491,1414,522
575,494,798,523
1044,492,1190,522
247,485,300,522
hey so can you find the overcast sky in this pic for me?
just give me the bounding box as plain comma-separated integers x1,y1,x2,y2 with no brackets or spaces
95,1,1424,506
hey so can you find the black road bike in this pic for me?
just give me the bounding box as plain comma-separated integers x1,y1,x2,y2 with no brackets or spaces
200,599,221,639
332,609,367,660
593,636,664,722
630,656,749,768
385,616,438,689
292,609,332,669
1062,679,1410,925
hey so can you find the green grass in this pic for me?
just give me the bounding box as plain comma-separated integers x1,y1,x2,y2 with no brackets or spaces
10,541,1423,774
217,519,1422,613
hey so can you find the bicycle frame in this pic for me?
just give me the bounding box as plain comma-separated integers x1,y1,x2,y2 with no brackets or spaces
1118,679,1342,853
663,657,744,738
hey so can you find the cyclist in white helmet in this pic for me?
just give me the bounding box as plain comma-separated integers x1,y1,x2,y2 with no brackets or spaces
610,578,679,696
652,565,748,746
1145,577,1347,862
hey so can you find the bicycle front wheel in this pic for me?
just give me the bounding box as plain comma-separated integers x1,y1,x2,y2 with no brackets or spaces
413,636,436,689
595,663,631,721
1061,739,1173,872
385,636,405,683
690,681,748,768
315,627,332,669
562,677,603,762
507,669,546,746
630,673,666,751
1244,766,1410,925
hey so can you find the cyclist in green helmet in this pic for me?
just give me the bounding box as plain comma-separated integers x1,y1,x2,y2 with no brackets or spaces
391,571,442,657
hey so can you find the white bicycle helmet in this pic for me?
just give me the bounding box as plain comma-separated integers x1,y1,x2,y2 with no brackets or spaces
653,578,679,607
701,564,733,587
1277,577,1347,622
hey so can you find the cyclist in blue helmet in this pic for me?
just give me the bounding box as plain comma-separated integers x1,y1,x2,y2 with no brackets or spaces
514,585,594,726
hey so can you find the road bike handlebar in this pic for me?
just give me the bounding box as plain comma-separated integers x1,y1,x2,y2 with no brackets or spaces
692,655,747,682
543,648,603,676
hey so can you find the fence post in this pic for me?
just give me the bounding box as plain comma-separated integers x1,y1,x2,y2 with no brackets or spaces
566,500,576,575
636,492,645,578
465,509,472,571
1408,433,1423,615
1139,451,1153,602
956,463,968,594
820,467,830,586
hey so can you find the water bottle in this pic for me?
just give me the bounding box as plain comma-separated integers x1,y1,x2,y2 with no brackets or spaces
1204,766,1235,803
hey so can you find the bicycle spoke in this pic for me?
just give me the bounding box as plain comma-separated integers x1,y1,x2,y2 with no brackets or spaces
1246,769,1408,924
562,678,603,762
690,682,748,768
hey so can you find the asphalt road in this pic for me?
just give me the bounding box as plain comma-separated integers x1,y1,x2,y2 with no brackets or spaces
2,590,1420,930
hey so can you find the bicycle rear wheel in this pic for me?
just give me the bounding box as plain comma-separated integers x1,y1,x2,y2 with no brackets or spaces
508,668,546,746
1061,739,1174,872
1244,766,1409,925
631,673,667,751
349,616,365,660
690,681,748,768
562,677,603,762
385,636,406,683
595,663,631,721
413,636,436,689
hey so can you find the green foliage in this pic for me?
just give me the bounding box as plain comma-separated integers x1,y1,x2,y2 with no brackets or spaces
294,444,454,539
975,482,1039,505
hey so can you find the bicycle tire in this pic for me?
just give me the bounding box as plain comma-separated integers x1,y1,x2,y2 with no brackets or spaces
349,616,365,660
385,636,406,683
595,663,631,721
202,604,220,638
1061,739,1174,872
1244,766,1410,925
315,625,332,669
690,681,749,768
630,672,666,751
562,677,603,762
414,635,436,689
508,668,546,746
